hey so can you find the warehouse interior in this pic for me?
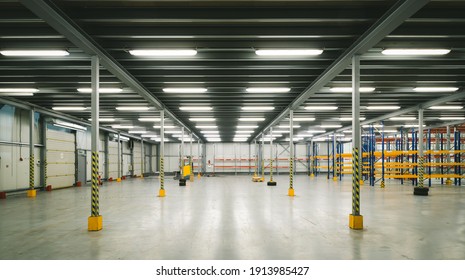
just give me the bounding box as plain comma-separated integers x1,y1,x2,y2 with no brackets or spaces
0,0,464,260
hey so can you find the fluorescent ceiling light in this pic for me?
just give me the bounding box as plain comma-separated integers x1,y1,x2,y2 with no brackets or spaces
362,124,383,128
139,118,161,122
246,87,290,93
307,130,326,133
438,117,465,120
320,124,342,128
153,125,176,129
54,120,86,131
112,125,134,129
233,138,248,142
238,118,265,122
293,117,315,121
129,49,197,56
128,131,148,134
285,137,304,141
206,138,221,142
343,130,352,133
296,134,314,137
329,87,375,93
0,50,69,56
264,134,283,137
201,131,220,134
151,138,170,142
390,117,416,120
116,106,150,111
278,125,300,128
429,106,463,110
255,49,323,56
77,88,123,93
52,107,87,111
241,106,275,111
141,134,158,138
382,49,450,56
163,88,207,93
165,130,183,134
305,106,338,111
236,130,254,134
366,106,400,110
237,125,258,128
180,106,212,111
88,118,115,122
413,87,458,92
0,92,34,96
196,125,217,129
382,130,398,133
403,125,426,128
189,118,216,122
0,88,39,93
339,117,366,121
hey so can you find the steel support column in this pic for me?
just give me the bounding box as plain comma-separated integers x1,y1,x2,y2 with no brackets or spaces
159,110,165,197
288,110,295,196
27,109,36,197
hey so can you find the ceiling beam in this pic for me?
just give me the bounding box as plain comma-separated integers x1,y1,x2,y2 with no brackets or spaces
314,90,465,138
252,0,430,140
19,0,202,141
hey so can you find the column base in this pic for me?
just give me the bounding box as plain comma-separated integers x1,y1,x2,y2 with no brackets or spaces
349,214,363,229
190,176,194,182
288,188,295,197
179,178,186,186
333,176,338,181
445,179,452,185
267,181,277,186
360,179,364,185
159,188,166,197
197,173,201,178
88,215,103,231
414,187,429,196
380,181,385,188
116,178,121,182
140,174,144,178
27,190,37,197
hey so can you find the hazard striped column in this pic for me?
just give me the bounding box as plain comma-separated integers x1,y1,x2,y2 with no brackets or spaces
27,109,36,197
349,55,363,229
288,110,295,196
414,109,429,195
159,109,166,197
88,56,102,231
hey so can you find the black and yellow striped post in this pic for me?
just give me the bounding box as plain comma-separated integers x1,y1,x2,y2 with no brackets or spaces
88,56,102,231
288,110,295,196
267,128,277,186
159,109,166,197
27,109,36,197
349,148,363,229
414,109,429,196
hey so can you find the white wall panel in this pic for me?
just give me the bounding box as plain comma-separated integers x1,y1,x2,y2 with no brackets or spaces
46,129,75,189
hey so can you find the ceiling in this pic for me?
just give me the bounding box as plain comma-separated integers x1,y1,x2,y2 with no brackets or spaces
1,0,465,143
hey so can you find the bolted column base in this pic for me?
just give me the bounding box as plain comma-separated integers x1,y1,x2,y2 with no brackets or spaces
267,181,277,186
27,190,37,197
288,188,295,197
159,189,166,197
88,215,103,231
349,214,363,230
414,187,429,196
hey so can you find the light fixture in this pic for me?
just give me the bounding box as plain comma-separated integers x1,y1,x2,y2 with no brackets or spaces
153,125,176,129
163,88,207,93
238,118,265,122
241,106,275,111
165,130,183,134
139,117,161,122
429,106,463,110
439,117,465,120
129,49,197,56
246,87,290,93
53,120,86,131
366,106,400,110
151,138,170,142
52,107,87,111
0,50,69,56
329,87,375,93
320,124,342,128
271,130,289,134
339,117,366,121
264,134,283,138
382,130,398,133
201,131,220,134
296,134,314,138
116,106,150,111
235,130,254,134
237,125,258,128
362,124,383,128
255,49,323,56
233,138,248,142
343,130,352,133
77,88,123,93
189,118,216,122
0,88,39,93
141,134,158,138
196,125,217,129
179,106,212,111
293,117,315,121
88,118,115,122
0,92,34,96
128,131,148,134
305,106,338,110
112,125,134,129
307,130,326,133
403,125,426,128
413,87,458,92
206,138,221,142
381,49,451,56
278,125,301,128
284,137,304,141
390,117,416,121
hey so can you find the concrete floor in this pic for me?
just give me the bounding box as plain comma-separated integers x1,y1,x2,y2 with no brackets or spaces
0,175,464,260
